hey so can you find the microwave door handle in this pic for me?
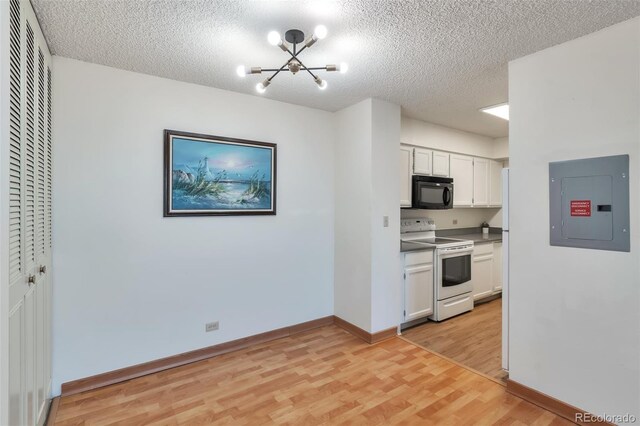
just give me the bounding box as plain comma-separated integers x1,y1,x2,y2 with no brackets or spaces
443,187,451,206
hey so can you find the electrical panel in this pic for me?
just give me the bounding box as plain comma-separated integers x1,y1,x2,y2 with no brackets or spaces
549,155,629,252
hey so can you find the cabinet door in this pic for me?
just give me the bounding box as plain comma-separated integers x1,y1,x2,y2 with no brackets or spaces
450,154,474,207
473,158,490,206
404,263,434,321
413,148,432,175
472,253,494,301
400,146,412,207
6,2,53,424
489,160,503,207
432,151,450,177
492,242,503,292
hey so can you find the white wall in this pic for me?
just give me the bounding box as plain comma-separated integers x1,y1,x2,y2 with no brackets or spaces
334,99,402,333
333,100,373,331
509,17,639,418
51,57,335,395
401,116,496,158
493,137,509,159
370,100,402,332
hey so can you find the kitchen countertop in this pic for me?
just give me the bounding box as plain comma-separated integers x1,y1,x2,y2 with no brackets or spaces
451,233,502,244
401,241,435,252
400,227,502,252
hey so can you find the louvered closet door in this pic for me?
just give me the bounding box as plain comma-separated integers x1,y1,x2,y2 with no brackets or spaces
7,0,26,424
7,0,53,425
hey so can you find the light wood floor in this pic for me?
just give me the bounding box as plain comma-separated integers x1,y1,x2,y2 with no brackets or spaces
402,297,507,382
52,324,571,425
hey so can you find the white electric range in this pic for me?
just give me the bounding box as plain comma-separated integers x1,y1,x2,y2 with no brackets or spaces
401,218,475,321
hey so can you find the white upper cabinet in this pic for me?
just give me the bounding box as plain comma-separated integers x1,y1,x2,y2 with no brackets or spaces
400,145,412,207
399,144,505,209
432,151,450,177
413,147,432,175
473,158,490,206
450,154,474,207
489,160,503,207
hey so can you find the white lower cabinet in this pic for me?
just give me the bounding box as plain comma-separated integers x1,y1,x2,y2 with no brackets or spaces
472,241,505,302
492,242,503,292
403,250,434,322
472,243,494,301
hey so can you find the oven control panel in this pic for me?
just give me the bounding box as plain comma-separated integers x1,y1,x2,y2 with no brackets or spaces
400,218,435,234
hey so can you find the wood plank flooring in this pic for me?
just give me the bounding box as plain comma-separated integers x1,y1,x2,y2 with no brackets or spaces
402,297,507,381
52,324,571,425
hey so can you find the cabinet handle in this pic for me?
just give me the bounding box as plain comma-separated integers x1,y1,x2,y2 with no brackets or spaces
27,275,36,285
39,265,46,275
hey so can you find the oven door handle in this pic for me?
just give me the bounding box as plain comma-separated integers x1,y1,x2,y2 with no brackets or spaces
439,246,473,254
403,240,437,248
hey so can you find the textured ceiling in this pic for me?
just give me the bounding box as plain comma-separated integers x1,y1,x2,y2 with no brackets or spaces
32,0,640,138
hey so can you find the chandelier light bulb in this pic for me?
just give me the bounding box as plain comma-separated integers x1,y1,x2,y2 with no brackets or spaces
267,31,281,46
315,77,328,90
236,65,247,78
339,62,348,74
314,25,328,40
256,79,270,94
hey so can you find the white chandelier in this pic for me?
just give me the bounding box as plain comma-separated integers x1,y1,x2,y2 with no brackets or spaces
236,25,347,93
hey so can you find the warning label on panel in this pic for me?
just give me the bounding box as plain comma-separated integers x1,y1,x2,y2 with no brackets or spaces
570,200,591,217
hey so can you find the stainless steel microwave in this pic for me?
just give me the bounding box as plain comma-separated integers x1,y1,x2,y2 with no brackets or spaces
411,176,454,209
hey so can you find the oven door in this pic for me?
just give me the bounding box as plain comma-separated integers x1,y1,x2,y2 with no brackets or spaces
412,181,453,209
436,246,473,300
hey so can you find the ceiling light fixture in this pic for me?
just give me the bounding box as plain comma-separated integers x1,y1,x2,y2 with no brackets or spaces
237,26,347,94
480,103,509,121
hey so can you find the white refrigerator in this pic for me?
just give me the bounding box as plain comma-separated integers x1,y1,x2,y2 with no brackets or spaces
501,168,510,372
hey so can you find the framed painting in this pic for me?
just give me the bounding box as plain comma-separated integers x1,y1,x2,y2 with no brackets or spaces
164,130,277,216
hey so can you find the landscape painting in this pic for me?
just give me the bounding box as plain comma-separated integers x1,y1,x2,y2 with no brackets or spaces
164,130,276,216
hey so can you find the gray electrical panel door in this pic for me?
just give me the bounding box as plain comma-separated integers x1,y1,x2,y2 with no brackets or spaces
549,155,629,252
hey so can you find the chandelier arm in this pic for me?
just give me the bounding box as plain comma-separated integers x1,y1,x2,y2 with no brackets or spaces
267,56,299,82
293,57,318,79
293,44,308,57
283,45,308,64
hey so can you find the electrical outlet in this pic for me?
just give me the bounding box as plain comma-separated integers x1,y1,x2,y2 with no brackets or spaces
205,321,219,332
453,219,458,225
383,216,389,227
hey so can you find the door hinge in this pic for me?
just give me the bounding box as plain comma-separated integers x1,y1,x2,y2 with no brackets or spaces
403,272,406,279
403,310,406,317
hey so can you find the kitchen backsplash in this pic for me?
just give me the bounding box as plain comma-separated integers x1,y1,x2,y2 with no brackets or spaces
401,207,502,230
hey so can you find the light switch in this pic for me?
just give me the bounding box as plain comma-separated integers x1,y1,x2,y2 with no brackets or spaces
383,216,389,227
